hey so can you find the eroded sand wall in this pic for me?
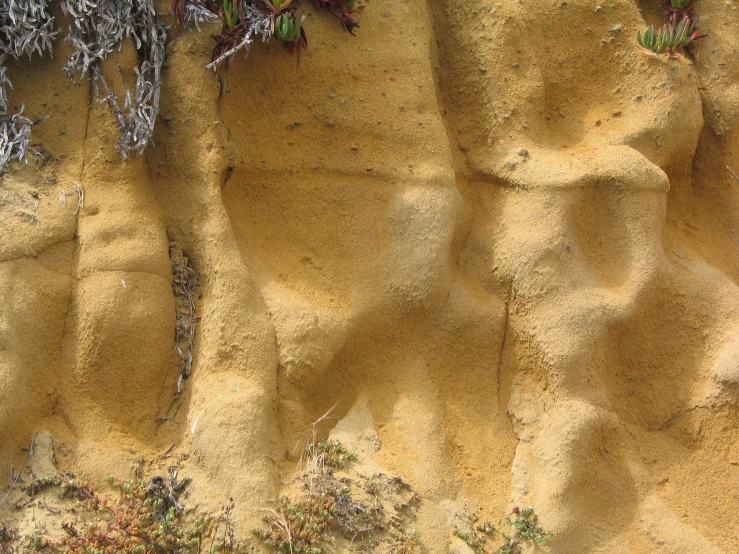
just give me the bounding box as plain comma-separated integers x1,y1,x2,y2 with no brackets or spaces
1,0,739,552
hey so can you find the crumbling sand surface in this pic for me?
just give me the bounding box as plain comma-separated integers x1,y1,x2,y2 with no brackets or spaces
2,0,739,552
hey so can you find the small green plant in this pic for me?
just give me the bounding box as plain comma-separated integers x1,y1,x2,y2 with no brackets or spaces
453,527,491,554
637,0,703,62
453,507,554,554
305,439,358,469
274,9,304,42
26,529,51,551
637,15,700,59
507,506,555,546
223,0,240,30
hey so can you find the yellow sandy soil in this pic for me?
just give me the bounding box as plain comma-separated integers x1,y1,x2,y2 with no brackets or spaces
1,0,739,552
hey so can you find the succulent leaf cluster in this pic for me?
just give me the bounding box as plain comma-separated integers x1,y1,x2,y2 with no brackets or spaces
638,0,702,61
453,507,555,554
170,0,361,72
638,14,700,56
275,9,305,43
223,0,240,30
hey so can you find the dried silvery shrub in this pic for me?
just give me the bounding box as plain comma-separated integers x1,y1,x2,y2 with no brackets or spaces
0,0,56,166
61,0,167,158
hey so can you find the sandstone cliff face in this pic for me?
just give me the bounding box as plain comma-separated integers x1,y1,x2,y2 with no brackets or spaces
1,0,739,552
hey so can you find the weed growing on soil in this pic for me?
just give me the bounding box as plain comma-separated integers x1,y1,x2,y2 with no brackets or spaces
253,492,337,553
390,530,420,554
254,436,420,554
453,507,554,554
202,498,237,554
454,527,490,554
506,506,554,546
305,439,358,469
17,471,215,554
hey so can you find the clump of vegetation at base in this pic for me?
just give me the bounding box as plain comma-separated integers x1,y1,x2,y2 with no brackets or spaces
253,492,337,553
391,530,421,554
453,507,555,554
254,436,420,554
305,439,358,469
20,472,217,554
507,506,554,546
637,0,703,62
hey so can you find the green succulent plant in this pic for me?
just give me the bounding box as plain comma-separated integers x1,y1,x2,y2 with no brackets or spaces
637,14,700,57
453,507,554,554
275,9,304,42
223,0,240,30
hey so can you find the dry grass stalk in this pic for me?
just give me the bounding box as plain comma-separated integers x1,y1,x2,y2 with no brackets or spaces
0,431,36,513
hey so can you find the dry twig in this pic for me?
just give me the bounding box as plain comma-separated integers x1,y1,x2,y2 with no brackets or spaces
170,245,199,393
0,431,36,513
727,165,739,185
